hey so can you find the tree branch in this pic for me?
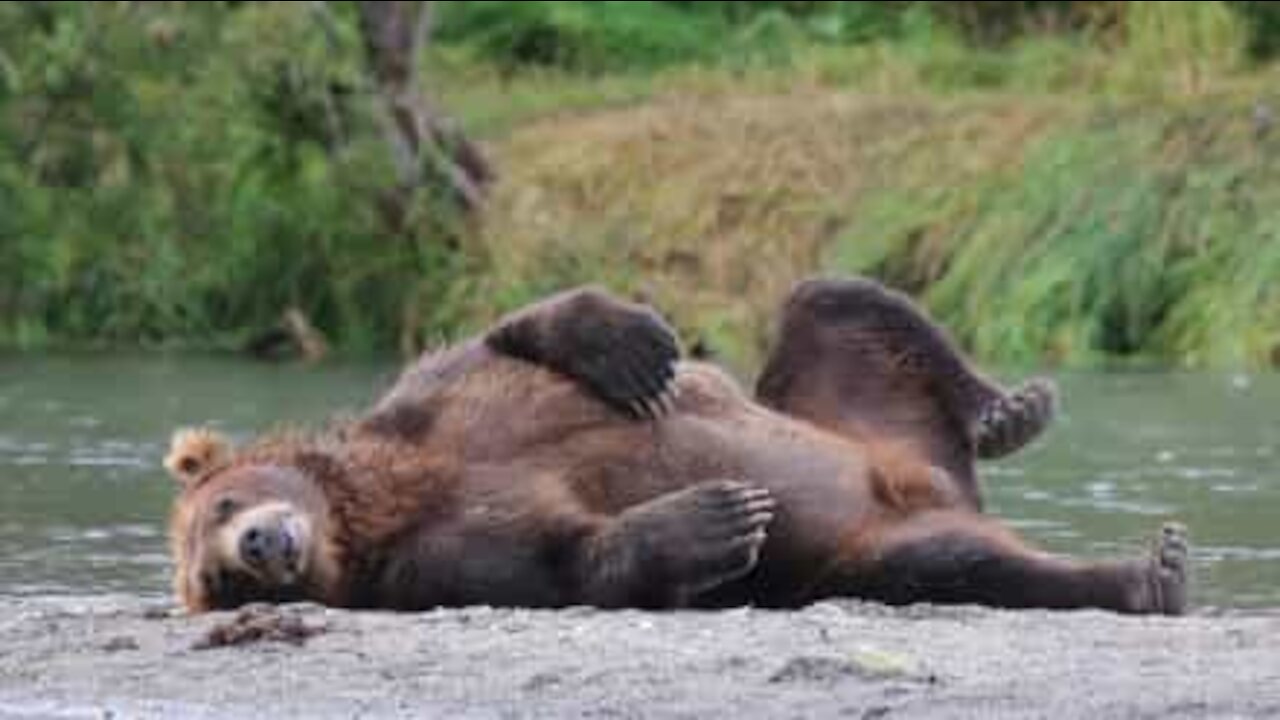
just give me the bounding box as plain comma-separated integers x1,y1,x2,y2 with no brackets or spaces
355,0,491,214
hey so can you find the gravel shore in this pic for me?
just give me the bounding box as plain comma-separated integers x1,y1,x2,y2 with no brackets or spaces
2,597,1278,719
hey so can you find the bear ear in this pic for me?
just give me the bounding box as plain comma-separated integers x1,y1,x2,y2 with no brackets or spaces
164,427,233,487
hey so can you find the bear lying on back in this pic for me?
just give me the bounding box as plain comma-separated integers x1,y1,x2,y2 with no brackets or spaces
166,278,1188,614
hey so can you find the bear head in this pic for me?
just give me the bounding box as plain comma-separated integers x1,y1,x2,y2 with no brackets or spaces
165,428,343,612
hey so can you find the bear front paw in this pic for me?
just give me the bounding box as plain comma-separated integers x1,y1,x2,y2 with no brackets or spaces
559,296,681,420
619,480,775,594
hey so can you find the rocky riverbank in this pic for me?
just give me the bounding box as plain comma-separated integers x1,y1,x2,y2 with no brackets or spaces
2,597,1277,719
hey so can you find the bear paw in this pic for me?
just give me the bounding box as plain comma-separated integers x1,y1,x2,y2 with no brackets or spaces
563,302,681,421
618,480,775,595
1123,522,1190,616
1147,522,1190,616
974,377,1057,459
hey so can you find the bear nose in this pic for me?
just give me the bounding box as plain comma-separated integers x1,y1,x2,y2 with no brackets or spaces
239,526,280,567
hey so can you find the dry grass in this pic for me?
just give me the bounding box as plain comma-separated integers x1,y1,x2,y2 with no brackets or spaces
467,62,1280,371
475,89,1071,370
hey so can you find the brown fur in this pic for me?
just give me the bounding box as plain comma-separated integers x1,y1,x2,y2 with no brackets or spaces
166,279,1188,615
165,428,232,486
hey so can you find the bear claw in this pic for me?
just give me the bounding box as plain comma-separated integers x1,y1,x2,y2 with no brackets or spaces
572,307,680,421
681,481,775,592
614,480,776,596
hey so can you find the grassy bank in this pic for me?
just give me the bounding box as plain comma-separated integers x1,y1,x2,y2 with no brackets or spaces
4,2,1280,369
478,80,1280,371
468,5,1280,370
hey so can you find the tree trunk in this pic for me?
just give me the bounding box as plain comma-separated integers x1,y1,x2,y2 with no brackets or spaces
355,0,493,218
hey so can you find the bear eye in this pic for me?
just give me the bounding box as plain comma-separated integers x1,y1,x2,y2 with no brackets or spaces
213,497,239,522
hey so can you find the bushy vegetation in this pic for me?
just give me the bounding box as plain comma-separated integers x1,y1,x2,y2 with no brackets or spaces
0,2,468,352
4,1,1280,369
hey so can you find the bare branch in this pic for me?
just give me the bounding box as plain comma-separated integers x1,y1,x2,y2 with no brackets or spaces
355,0,491,215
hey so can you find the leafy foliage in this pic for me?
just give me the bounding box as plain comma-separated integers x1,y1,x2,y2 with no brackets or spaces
0,2,465,351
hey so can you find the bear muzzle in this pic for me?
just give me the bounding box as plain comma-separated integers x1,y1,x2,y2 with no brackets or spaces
221,502,312,585
239,523,297,570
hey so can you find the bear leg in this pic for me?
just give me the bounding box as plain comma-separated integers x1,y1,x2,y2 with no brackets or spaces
823,512,1188,615
756,277,1057,507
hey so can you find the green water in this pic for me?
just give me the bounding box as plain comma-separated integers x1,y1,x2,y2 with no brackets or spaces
1,354,1277,609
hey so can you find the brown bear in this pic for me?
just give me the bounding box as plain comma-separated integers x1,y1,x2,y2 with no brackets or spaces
165,277,1188,615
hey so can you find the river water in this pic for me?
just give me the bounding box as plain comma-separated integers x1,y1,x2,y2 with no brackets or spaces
1,353,1277,610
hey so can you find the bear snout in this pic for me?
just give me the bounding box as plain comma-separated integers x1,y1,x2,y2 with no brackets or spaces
239,524,293,568
224,502,309,583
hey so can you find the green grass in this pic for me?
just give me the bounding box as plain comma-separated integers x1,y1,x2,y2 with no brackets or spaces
835,100,1280,368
